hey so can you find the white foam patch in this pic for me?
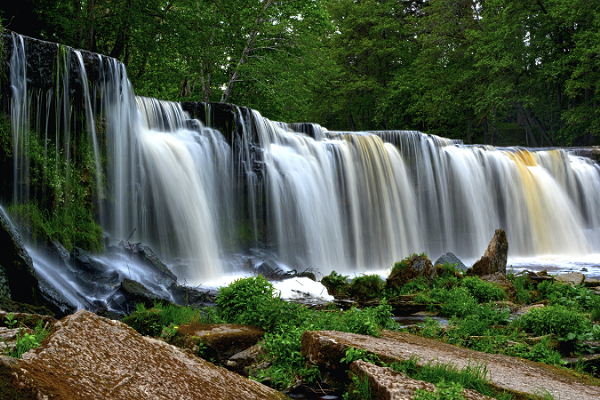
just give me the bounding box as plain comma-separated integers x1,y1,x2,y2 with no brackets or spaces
272,277,334,302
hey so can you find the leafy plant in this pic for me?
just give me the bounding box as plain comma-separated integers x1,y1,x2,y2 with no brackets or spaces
439,287,478,318
344,373,372,400
518,305,590,338
1,313,50,358
462,276,506,303
349,274,384,300
321,271,350,296
415,379,466,400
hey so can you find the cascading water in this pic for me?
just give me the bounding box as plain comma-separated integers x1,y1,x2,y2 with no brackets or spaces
3,31,600,312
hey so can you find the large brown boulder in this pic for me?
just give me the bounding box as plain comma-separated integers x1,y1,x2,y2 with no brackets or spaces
469,229,508,276
171,322,265,362
2,310,286,400
349,359,493,400
386,255,435,290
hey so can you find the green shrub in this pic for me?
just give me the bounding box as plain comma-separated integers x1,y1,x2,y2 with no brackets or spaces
517,305,590,338
510,275,533,304
216,275,276,329
321,270,350,296
399,277,430,295
462,277,505,303
440,287,478,318
349,274,384,300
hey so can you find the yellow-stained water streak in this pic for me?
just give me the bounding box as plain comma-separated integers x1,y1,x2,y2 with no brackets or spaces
506,150,589,255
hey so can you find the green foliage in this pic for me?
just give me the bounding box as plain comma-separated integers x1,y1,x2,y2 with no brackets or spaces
414,380,466,400
344,373,372,400
349,274,384,300
8,127,103,252
509,275,534,304
517,305,590,338
537,281,600,312
398,277,430,295
1,313,50,358
123,302,212,337
340,347,380,365
462,277,506,303
439,287,478,318
321,271,350,297
420,317,443,339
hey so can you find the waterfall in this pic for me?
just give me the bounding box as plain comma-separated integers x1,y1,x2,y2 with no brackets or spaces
3,31,600,293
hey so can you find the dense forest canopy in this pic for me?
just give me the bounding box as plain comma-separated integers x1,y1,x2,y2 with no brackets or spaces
1,0,599,145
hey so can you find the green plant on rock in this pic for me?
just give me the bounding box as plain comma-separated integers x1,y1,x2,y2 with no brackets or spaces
349,274,384,300
321,270,350,296
414,379,466,400
518,304,590,338
462,276,506,303
344,373,372,400
1,313,50,358
439,287,478,318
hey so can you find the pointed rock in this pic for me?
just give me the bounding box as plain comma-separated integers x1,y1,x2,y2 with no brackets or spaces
469,229,508,276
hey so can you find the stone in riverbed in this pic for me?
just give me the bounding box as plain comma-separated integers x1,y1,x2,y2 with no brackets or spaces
386,254,436,290
349,359,493,400
4,310,286,400
555,272,585,286
468,229,508,276
434,252,467,272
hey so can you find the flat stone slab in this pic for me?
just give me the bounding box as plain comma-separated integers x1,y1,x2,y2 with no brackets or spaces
350,360,493,400
301,330,600,400
556,272,585,286
6,310,285,400
172,322,265,361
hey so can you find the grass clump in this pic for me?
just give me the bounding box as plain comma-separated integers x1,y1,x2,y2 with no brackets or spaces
462,276,506,303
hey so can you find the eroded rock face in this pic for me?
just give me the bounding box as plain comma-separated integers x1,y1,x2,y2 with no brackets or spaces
349,360,493,400
386,255,435,290
172,322,265,362
481,272,516,302
556,272,585,286
301,330,600,400
8,310,286,400
0,207,40,305
469,229,508,276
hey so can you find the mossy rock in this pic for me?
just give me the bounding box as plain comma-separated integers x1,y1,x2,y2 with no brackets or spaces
386,255,435,290
0,297,54,318
0,356,38,400
321,271,350,297
122,308,162,337
348,275,384,301
171,322,265,362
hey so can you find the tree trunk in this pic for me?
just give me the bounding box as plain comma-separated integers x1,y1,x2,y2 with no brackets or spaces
220,0,274,103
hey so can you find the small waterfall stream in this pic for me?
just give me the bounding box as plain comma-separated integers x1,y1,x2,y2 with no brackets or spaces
3,32,600,309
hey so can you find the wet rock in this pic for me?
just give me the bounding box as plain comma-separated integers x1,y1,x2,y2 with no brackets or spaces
349,359,493,400
513,303,546,316
226,343,268,371
256,260,281,276
167,282,216,306
434,252,467,272
0,207,42,305
5,310,286,400
386,255,435,290
481,272,517,302
584,278,600,288
70,247,109,274
556,272,585,286
0,298,55,317
129,243,177,283
172,322,265,362
468,229,508,276
118,278,168,309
